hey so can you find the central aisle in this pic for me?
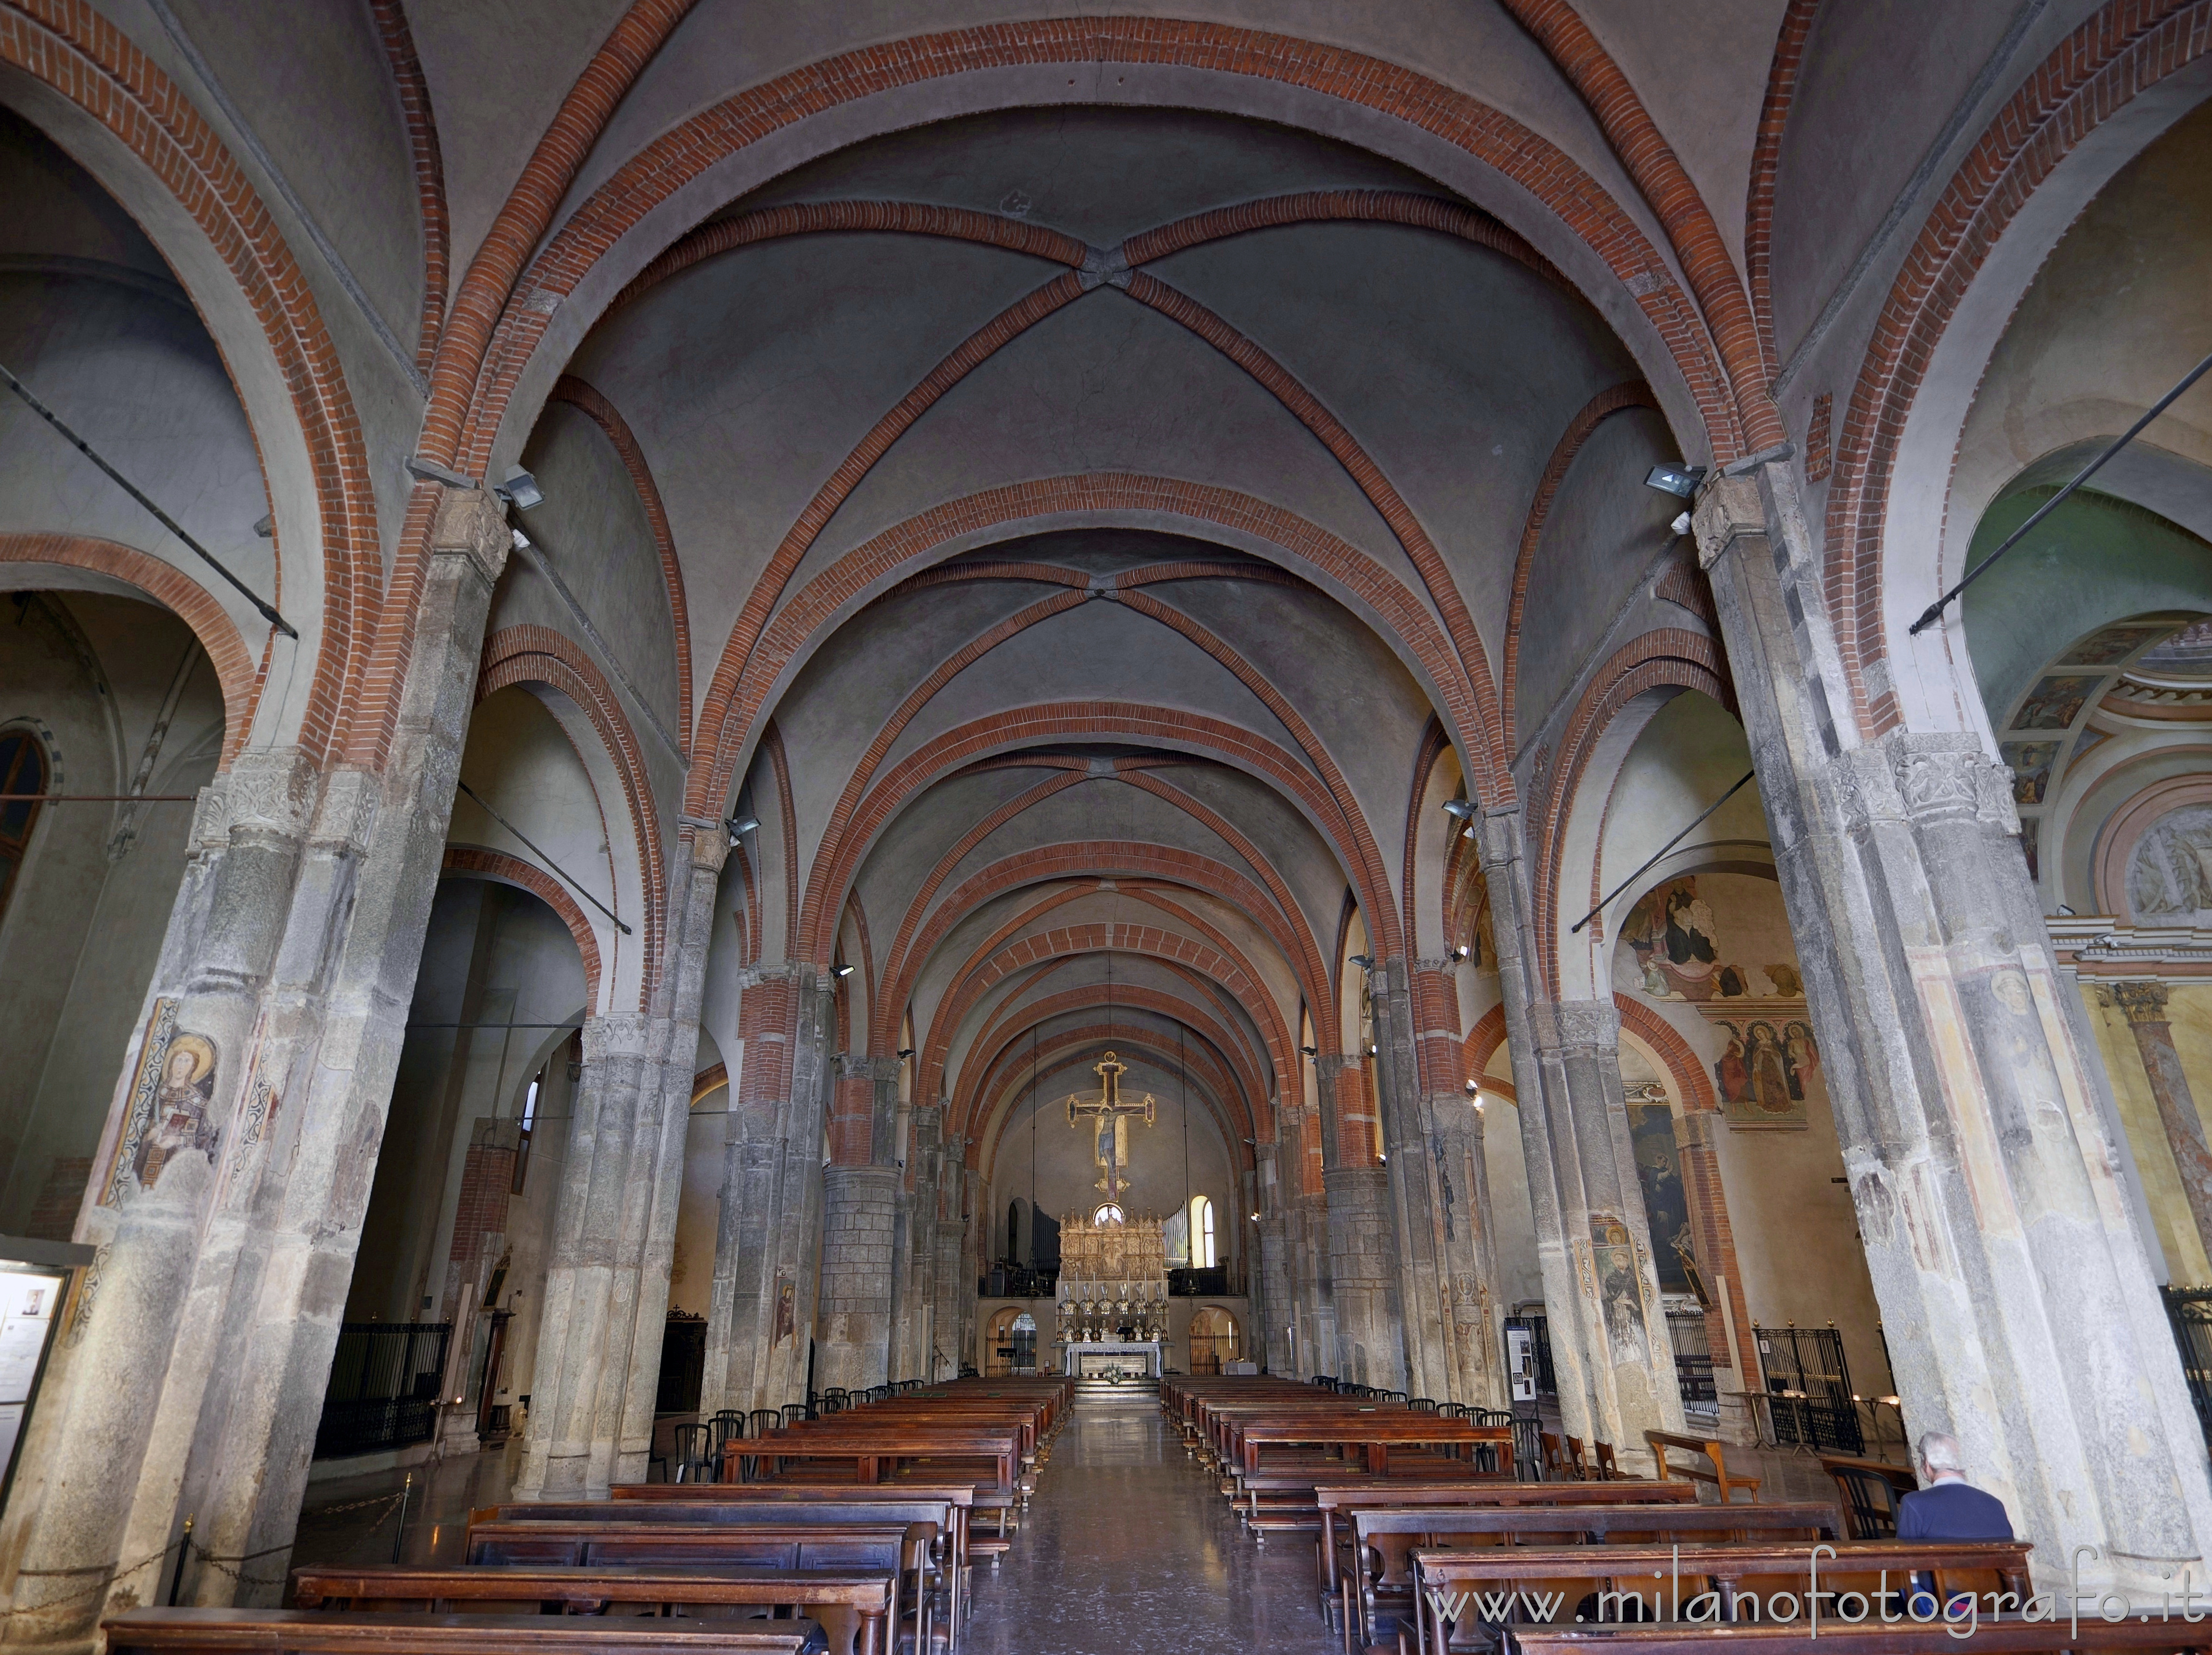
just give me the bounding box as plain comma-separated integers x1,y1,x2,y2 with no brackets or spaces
963,1394,1344,1655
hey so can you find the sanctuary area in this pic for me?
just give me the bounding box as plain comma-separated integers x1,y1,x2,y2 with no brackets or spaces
0,2,2209,1652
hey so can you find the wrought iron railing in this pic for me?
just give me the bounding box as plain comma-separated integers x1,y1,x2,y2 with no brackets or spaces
1667,1310,1716,1405
2161,1286,2212,1444
314,1321,451,1460
1755,1322,1862,1454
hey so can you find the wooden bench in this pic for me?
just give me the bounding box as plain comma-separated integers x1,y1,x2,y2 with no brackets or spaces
1644,1429,1762,1504
613,1482,976,1590
1410,1540,2033,1655
104,1609,810,1655
291,1566,889,1655
1315,1481,1700,1603
1513,1618,2212,1655
1818,1455,1919,1539
500,1498,960,1636
1340,1503,1844,1650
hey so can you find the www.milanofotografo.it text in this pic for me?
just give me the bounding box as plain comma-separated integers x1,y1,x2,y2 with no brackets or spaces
1421,1546,2202,1640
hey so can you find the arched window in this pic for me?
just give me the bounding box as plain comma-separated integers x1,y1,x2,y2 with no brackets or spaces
0,731,47,925
1191,1195,1215,1269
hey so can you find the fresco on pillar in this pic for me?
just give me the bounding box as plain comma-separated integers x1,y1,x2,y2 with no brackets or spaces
1620,873,1820,1129
1622,1078,1696,1298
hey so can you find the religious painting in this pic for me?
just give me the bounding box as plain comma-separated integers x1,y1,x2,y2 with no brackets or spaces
2128,804,2212,919
102,1001,221,1201
2019,816,2040,883
2063,623,2170,666
1590,1216,1649,1365
1713,1018,1812,1129
2000,741,2059,806
1624,1100,1693,1295
1621,877,1719,999
2011,675,2101,730
772,1274,795,1346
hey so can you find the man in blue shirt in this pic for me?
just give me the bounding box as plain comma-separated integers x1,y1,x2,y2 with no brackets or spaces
1897,1431,2013,1540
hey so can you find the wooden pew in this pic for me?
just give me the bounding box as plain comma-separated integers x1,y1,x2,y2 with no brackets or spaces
612,1482,975,1594
496,1497,961,1637
291,1565,889,1655
1514,1619,2212,1655
746,1427,1023,1497
1340,1504,1843,1650
1411,1540,2033,1655
1645,1428,1762,1504
104,1609,810,1655
1315,1481,1700,1604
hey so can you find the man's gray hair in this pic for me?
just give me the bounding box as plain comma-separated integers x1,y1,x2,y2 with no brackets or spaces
1918,1431,1967,1475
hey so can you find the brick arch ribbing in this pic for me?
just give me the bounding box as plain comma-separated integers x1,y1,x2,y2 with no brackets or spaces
922,921,1295,1121
1825,0,2212,738
710,475,1493,832
1402,715,1453,953
1529,629,1730,994
1744,0,1822,385
876,844,1320,1070
368,0,447,377
966,1017,1257,1185
477,625,665,1004
926,888,1286,1111
1491,0,1782,454
546,376,693,753
1463,1003,1509,1088
960,988,1264,1144
442,18,1743,491
1614,995,1718,1116
441,845,602,1013
803,703,1397,977
0,533,260,766
1502,381,1660,749
0,1,376,768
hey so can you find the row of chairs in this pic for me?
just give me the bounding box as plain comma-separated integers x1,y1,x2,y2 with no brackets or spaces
666,1379,939,1481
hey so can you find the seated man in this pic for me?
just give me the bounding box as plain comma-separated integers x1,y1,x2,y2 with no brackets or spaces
1897,1431,2014,1540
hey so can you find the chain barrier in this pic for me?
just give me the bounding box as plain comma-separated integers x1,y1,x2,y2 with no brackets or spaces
5,1486,412,1615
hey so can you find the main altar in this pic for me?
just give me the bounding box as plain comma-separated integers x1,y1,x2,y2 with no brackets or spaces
1055,1212,1169,1373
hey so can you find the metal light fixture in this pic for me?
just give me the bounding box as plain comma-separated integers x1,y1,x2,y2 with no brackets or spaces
1450,943,1470,961
1300,1044,1319,1057
495,466,544,510
1644,462,1705,499
725,814,759,846
1670,510,1693,537
1349,953,1374,971
832,964,855,978
1441,799,1476,820
897,1047,916,1058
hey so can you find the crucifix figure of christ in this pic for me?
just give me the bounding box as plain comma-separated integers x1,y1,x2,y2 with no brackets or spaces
1067,1049,1156,1204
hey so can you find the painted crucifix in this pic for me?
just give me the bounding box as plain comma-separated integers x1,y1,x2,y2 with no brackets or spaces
1067,1050,1156,1204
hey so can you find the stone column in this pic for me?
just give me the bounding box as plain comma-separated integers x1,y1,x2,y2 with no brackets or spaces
815,1051,900,1394
930,1130,966,1381
0,489,509,1634
1254,1139,1294,1373
1696,465,2212,1592
1470,810,1681,1457
703,964,833,1415
1670,1108,1761,1446
1528,998,1683,1456
1367,964,1452,1398
2113,981,2212,1263
894,1101,943,1382
1317,1051,1405,1391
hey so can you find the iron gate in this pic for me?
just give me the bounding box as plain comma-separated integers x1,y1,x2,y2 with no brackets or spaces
314,1321,451,1459
1667,1311,1716,1405
1754,1322,1862,1453
2162,1286,2212,1444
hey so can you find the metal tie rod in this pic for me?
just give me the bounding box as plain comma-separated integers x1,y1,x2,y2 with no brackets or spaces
1570,770,1757,935
456,778,633,935
0,360,297,639
1910,346,2212,636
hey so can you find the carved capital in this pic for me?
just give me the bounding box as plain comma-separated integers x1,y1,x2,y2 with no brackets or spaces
221,746,319,840
581,1014,651,1064
1529,998,1619,1053
1883,733,2018,834
430,487,511,589
1692,474,1765,573
307,765,378,852
2114,979,2173,1026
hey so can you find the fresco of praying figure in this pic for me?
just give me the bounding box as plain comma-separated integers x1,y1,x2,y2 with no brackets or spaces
134,1033,217,1189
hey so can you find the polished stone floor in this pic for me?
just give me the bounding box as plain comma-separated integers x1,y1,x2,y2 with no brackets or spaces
960,1394,1344,1655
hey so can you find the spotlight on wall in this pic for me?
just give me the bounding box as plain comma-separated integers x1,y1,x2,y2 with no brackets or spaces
832,964,855,978
1670,510,1693,537
1365,1041,1379,1056
1300,1044,1319,1057
897,1047,916,1059
1250,1212,1261,1222
1450,944,1470,961
495,466,545,510
725,814,759,846
1349,953,1374,971
1464,1078,1480,1096
1441,799,1476,821
1644,462,1705,499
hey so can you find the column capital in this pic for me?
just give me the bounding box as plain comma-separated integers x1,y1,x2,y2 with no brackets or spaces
1691,473,1766,572
429,486,512,589
1528,997,1620,1052
2114,979,2173,1024
581,1014,651,1061
1471,805,1525,873
214,745,320,840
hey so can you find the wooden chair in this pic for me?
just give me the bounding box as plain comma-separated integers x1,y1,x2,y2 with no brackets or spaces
1561,1433,1591,1479
1820,1453,1917,1538
1592,1440,1626,1480
1540,1431,1569,1478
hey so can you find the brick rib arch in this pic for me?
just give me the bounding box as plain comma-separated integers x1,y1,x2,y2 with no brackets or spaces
923,920,1296,1117
876,844,1316,1067
0,533,260,766
1529,629,1730,993
698,474,1491,824
0,1,375,766
1824,0,2212,737
443,18,1742,486
801,703,1397,974
442,845,603,1013
478,625,665,1003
